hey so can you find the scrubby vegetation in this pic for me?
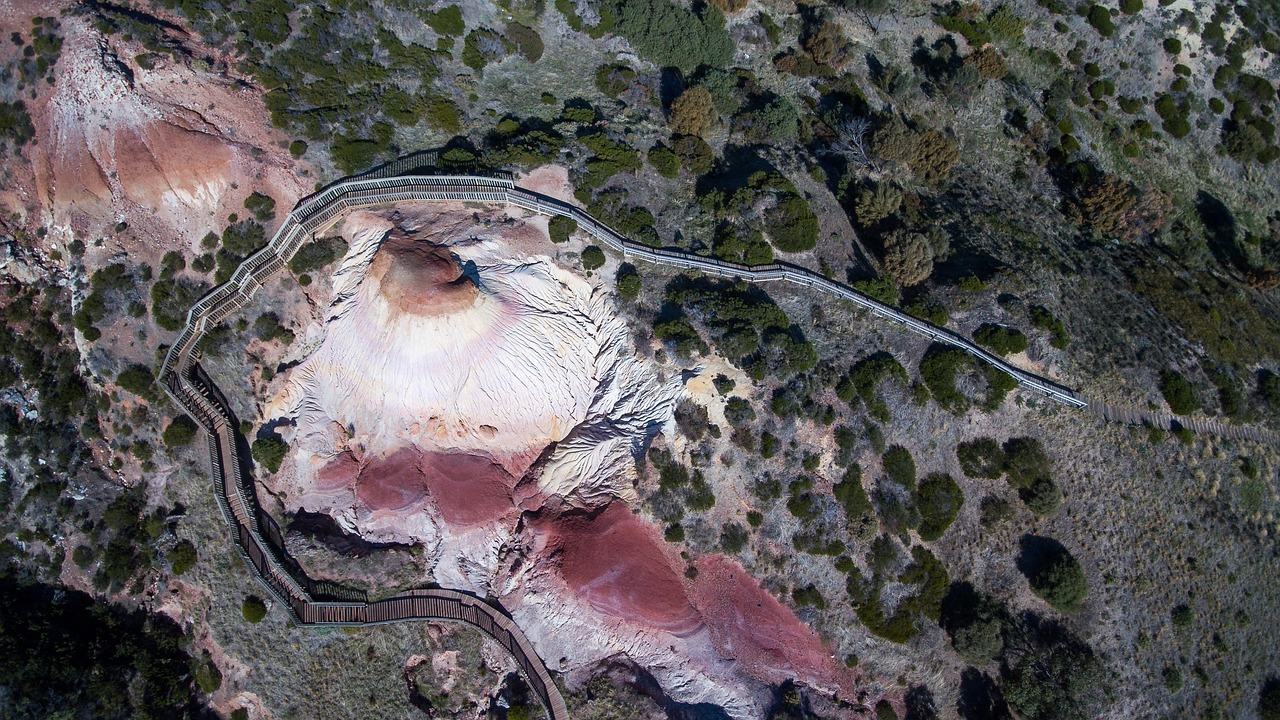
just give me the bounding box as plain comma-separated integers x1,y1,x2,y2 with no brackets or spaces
0,575,204,719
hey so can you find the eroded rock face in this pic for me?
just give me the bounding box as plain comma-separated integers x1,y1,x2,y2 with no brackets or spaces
264,205,855,718
268,206,682,545
31,16,304,240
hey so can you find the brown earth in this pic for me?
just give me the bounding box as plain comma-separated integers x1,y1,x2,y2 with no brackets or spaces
368,231,478,319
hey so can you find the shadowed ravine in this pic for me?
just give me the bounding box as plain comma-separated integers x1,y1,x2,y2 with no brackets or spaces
156,161,1280,720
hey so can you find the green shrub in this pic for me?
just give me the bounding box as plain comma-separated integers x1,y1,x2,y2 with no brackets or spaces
720,522,748,552
793,584,826,609
957,438,1005,479
606,0,734,73
1002,437,1051,489
241,596,268,623
193,652,222,694
548,215,577,243
595,63,636,98
581,246,606,270
1086,4,1115,36
505,23,543,62
162,415,199,448
251,435,288,474
1159,370,1199,414
1029,305,1071,348
834,464,871,519
289,140,308,157
1020,475,1062,516
289,237,348,275
1119,0,1142,13
974,324,1029,356
979,494,1015,527
116,365,157,401
882,445,916,490
765,195,818,252
463,28,509,70
616,264,641,298
72,544,94,569
915,473,963,541
648,144,681,178
168,540,197,575
919,346,971,413
425,5,465,36
1028,546,1088,612
1259,679,1280,720
150,278,211,332
1171,603,1193,628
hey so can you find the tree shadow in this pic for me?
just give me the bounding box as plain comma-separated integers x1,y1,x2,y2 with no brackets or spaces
904,684,938,720
1195,190,1243,270
958,668,1011,720
1016,534,1068,580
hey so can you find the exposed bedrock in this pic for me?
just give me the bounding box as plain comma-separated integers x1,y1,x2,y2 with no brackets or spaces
263,207,852,718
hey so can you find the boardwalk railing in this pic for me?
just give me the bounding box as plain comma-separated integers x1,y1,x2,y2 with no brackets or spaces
157,167,1280,720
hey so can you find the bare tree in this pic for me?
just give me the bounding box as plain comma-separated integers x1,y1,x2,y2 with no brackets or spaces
833,116,881,172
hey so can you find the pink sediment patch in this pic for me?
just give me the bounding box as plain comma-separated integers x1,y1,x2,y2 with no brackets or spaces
545,503,702,635
355,447,428,512
692,555,846,689
420,451,516,527
316,450,360,493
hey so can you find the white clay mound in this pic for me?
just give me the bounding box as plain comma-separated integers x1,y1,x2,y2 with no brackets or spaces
268,207,680,542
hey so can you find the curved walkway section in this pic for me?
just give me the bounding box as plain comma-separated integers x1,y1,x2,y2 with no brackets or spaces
156,170,1278,720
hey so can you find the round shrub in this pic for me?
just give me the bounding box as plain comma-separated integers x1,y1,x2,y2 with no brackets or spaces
581,246,606,270
882,445,917,490
915,473,964,541
956,438,1006,479
241,595,268,623
1159,370,1199,414
251,434,288,474
162,415,199,448
1029,547,1088,612
168,540,197,575
1163,37,1182,54
548,215,577,243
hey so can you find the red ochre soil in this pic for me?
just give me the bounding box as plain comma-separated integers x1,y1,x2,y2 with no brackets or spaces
691,555,848,690
331,446,517,527
543,503,703,635
354,447,428,513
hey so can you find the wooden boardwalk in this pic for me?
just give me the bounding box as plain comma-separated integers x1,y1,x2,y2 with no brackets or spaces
156,163,1279,720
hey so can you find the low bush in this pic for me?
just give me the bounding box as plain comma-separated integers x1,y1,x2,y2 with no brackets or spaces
974,324,1029,356
289,236,348,275
251,435,288,474
720,522,748,553
957,438,1005,479
1002,437,1051,489
882,445,916,490
1086,4,1115,36
548,215,577,243
915,473,963,541
241,595,267,623
616,264,641,298
1027,545,1088,612
167,540,197,575
648,144,681,178
1159,369,1199,414
581,246,606,270
162,415,199,448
